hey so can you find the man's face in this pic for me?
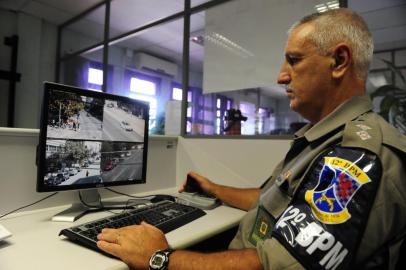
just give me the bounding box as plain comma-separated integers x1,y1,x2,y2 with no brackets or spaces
277,23,334,123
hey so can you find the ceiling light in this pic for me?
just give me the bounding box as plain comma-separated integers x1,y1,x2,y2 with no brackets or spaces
190,35,205,46
315,0,339,13
190,31,254,58
327,1,339,9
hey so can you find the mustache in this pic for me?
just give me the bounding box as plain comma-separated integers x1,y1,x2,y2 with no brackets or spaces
278,84,294,92
285,86,294,93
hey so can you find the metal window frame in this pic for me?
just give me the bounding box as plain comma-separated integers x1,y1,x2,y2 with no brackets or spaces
55,0,345,138
56,0,234,137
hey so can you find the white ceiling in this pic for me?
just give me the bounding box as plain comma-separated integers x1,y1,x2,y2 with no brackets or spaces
1,0,405,69
0,0,101,24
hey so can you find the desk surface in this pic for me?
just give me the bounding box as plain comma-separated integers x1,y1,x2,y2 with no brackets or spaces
0,200,245,270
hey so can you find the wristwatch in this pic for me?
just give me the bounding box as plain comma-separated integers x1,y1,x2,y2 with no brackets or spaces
149,248,173,270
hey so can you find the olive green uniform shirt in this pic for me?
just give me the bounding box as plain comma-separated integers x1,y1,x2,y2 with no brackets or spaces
229,95,406,269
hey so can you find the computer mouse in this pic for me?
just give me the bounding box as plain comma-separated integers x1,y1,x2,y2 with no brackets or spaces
150,194,176,203
184,175,205,194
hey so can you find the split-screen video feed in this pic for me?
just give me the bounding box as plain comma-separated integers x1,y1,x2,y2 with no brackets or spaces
43,90,146,187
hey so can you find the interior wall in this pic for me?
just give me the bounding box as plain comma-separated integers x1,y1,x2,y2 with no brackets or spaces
0,9,17,127
0,9,57,129
176,137,291,188
0,129,177,215
0,127,291,216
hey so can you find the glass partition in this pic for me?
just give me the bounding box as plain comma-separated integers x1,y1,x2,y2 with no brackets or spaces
107,18,184,135
59,48,108,91
183,1,314,136
56,0,351,137
179,87,307,136
109,0,184,38
192,0,212,7
60,5,106,56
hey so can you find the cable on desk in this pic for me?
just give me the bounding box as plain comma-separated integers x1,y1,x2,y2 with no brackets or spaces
104,187,155,199
105,199,149,215
0,192,58,219
103,188,153,214
104,187,176,203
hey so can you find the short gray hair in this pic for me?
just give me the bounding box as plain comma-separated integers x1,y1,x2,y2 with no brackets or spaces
290,8,374,80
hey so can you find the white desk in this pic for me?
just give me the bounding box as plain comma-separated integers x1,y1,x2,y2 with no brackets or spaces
0,201,245,270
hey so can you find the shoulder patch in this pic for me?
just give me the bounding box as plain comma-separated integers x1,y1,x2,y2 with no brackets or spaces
305,156,371,224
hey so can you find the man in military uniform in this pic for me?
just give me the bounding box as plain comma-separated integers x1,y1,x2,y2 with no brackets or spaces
97,8,406,270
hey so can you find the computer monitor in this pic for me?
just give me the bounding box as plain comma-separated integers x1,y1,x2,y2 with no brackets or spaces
36,82,149,221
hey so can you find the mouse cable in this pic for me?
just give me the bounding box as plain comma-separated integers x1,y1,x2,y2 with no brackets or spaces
0,192,58,220
104,187,156,199
106,199,149,215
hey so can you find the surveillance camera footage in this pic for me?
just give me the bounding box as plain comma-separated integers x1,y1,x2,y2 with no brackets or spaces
42,89,147,188
102,100,145,142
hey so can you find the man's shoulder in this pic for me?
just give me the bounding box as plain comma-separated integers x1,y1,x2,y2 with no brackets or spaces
376,114,406,155
341,111,406,156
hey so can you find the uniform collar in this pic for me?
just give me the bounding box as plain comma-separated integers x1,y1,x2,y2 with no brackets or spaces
294,95,373,142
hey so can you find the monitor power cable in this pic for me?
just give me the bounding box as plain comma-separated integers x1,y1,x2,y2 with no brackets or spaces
0,192,58,220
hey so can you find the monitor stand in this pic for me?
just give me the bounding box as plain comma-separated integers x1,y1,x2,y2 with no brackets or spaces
51,189,129,222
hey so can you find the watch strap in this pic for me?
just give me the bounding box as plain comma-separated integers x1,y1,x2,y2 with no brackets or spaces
162,248,173,257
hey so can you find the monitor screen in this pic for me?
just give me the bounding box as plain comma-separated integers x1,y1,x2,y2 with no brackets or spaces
37,82,149,192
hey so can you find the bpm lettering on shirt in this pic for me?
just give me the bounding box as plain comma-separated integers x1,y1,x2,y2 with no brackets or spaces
295,221,348,270
275,206,348,270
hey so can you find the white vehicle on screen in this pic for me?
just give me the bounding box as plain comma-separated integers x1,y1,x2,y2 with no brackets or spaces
120,121,133,131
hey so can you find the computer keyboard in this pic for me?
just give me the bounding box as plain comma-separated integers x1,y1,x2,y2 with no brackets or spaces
59,200,206,253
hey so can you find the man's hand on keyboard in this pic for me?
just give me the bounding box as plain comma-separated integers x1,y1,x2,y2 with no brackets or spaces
97,221,169,270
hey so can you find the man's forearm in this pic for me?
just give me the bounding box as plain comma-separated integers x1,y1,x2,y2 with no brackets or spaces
168,249,263,270
213,185,260,211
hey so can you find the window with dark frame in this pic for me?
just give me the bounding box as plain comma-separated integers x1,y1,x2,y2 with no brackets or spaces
56,0,349,137
125,70,161,130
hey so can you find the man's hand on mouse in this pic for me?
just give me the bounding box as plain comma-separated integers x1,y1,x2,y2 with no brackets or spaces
178,171,217,197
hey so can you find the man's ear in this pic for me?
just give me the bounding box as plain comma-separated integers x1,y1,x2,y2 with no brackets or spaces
331,43,351,79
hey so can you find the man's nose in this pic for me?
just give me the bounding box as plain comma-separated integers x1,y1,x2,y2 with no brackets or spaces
277,69,291,85
277,61,291,85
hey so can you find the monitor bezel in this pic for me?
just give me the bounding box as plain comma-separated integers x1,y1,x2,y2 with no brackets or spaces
36,82,150,192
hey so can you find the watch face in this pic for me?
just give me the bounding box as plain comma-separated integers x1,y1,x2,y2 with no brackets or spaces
150,253,166,269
